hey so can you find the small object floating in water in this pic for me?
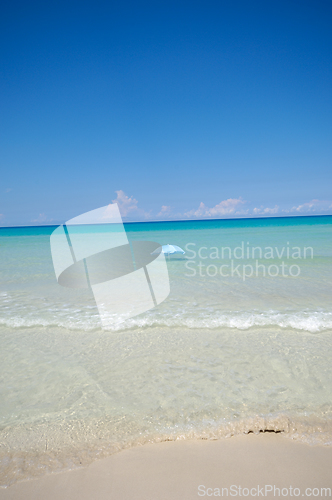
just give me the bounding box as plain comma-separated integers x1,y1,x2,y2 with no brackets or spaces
152,244,185,256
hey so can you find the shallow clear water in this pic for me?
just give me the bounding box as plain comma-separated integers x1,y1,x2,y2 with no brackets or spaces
0,216,332,486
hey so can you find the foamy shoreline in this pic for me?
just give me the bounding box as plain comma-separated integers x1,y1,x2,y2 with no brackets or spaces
0,433,331,500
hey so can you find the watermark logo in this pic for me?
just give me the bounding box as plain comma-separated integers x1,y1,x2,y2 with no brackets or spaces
198,484,331,497
185,242,314,281
50,204,170,327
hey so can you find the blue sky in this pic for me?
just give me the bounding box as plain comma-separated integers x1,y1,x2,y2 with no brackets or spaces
1,0,331,224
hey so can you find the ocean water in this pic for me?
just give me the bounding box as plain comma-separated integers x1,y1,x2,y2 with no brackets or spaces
0,216,332,486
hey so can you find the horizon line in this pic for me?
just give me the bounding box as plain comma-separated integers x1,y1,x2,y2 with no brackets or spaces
0,213,331,229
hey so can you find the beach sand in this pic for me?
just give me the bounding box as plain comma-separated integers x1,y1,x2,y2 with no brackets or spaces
0,433,331,499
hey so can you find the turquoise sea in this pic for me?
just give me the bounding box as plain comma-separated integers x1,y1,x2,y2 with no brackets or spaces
1,216,332,486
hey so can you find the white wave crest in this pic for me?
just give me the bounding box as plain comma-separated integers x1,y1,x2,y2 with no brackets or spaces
1,308,332,333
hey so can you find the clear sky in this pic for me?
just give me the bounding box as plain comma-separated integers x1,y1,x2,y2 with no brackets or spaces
1,0,331,224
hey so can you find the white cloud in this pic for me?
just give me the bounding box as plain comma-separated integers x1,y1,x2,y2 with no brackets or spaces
290,199,331,213
210,198,246,216
112,190,139,216
292,203,314,212
252,205,279,215
157,205,171,217
185,201,209,218
107,194,332,222
185,198,246,218
112,190,150,219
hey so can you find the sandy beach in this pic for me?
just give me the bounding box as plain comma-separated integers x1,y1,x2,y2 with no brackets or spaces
1,433,331,500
